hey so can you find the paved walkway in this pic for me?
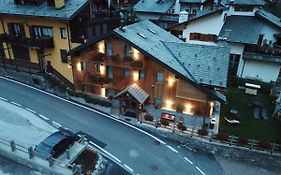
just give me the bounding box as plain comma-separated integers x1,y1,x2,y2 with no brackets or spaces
144,105,210,128
216,156,279,175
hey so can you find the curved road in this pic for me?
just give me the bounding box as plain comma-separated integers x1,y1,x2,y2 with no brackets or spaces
0,77,224,175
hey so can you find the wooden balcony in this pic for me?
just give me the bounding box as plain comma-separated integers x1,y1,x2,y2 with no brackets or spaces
74,11,120,26
90,53,143,69
244,44,281,57
89,74,113,85
0,33,54,49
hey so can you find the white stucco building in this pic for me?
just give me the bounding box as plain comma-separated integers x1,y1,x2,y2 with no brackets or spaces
170,0,281,82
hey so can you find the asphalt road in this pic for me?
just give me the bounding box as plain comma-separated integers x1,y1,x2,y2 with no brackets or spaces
0,77,224,175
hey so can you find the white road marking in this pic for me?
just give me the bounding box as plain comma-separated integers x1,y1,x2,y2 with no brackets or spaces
0,97,8,101
181,144,195,152
184,157,193,165
166,145,178,154
11,101,21,107
52,121,62,128
124,164,134,172
89,141,121,163
25,107,36,114
196,166,206,175
38,114,49,121
0,76,167,145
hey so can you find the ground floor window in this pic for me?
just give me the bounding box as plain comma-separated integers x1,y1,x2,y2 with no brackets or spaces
106,88,115,97
12,45,30,61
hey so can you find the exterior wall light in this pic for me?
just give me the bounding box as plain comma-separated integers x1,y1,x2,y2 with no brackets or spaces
168,77,175,87
133,70,139,81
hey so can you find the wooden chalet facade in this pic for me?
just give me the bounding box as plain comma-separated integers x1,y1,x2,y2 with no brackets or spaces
68,20,229,116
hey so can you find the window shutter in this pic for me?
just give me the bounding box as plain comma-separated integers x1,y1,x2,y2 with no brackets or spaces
29,26,34,38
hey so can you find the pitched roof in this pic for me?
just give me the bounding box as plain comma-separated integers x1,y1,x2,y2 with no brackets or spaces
163,42,230,87
114,83,149,104
68,20,229,102
134,0,175,13
0,0,90,21
114,20,196,82
221,0,265,6
255,9,281,29
218,16,263,44
169,8,226,29
180,0,202,3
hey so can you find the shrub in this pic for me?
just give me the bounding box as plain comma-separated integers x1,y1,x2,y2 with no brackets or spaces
57,83,67,93
214,133,229,141
32,78,40,85
45,74,58,87
144,114,154,122
197,129,208,136
160,118,169,127
237,136,249,146
177,123,187,131
176,104,183,113
258,140,271,150
68,90,112,107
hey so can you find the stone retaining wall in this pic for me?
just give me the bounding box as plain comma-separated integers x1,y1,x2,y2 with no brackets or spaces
137,123,281,173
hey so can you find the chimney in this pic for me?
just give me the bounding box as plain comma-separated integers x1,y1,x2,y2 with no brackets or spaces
174,0,180,14
54,0,65,9
179,11,189,23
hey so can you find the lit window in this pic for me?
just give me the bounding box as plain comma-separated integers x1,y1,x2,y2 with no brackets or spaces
80,62,86,71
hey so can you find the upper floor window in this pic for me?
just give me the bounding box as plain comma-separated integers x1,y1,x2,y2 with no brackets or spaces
106,66,113,78
15,0,46,6
124,45,131,57
105,42,112,56
80,61,86,71
139,70,144,80
60,28,67,39
156,72,164,83
31,26,53,39
189,33,217,42
47,0,55,7
124,68,130,78
8,23,25,37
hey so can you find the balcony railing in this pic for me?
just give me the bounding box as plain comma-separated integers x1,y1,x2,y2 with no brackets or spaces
90,53,143,69
89,74,113,85
0,33,54,49
75,11,120,26
244,44,281,56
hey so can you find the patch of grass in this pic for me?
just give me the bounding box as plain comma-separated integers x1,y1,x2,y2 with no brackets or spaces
219,87,281,143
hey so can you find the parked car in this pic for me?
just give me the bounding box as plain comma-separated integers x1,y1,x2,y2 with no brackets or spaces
34,129,77,159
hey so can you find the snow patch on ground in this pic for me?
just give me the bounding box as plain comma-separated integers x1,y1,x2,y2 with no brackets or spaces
0,100,57,148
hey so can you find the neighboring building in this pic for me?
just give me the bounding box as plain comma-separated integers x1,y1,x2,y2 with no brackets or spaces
170,1,281,82
134,0,216,28
67,20,229,116
0,0,120,86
